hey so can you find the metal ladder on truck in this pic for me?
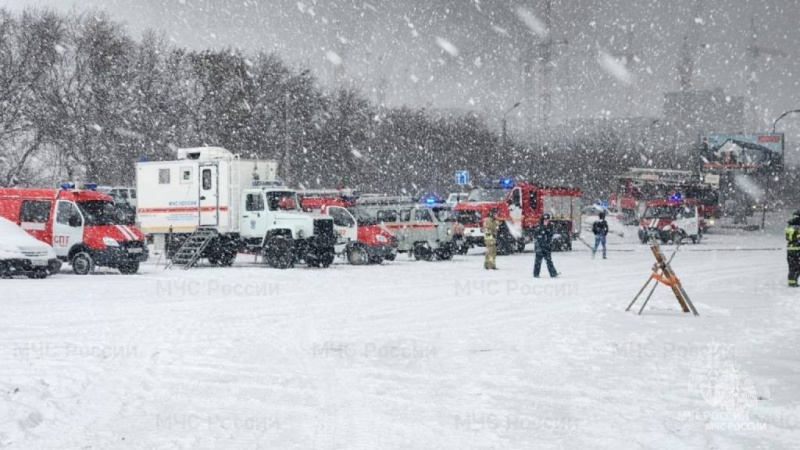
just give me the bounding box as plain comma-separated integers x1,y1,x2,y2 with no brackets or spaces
166,228,218,269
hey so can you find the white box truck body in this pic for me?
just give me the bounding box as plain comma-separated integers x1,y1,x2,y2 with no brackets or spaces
136,147,278,235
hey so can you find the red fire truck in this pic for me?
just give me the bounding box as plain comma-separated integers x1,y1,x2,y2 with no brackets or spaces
299,189,397,265
452,178,582,254
0,183,148,274
610,168,720,228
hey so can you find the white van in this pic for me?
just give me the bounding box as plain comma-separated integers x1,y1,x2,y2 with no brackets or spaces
0,217,61,278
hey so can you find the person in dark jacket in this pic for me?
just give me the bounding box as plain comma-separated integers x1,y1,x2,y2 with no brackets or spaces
592,211,609,259
533,214,559,278
786,211,800,287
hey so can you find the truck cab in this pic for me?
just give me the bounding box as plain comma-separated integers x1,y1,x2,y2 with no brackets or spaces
239,184,337,268
0,184,148,274
638,199,702,245
298,190,397,265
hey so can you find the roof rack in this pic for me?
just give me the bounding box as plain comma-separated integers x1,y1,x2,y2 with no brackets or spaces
355,195,416,205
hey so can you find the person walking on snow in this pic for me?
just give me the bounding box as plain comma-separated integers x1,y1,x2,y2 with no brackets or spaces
483,209,498,270
785,211,800,287
533,214,559,278
592,211,609,259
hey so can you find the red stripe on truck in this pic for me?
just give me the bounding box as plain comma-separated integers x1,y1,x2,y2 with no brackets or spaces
138,206,229,213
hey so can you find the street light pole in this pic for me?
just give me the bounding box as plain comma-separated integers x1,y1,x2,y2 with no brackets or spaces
773,109,800,133
501,102,521,149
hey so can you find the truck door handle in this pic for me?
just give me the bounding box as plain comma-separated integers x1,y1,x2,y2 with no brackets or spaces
200,196,206,200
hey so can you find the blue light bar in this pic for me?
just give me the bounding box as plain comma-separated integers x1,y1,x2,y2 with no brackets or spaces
59,182,75,190
425,197,437,204
669,191,683,202
85,183,98,190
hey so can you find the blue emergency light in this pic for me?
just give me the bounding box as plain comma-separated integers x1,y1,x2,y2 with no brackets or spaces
425,197,437,204
501,178,514,187
669,191,683,202
59,182,75,190
85,183,98,190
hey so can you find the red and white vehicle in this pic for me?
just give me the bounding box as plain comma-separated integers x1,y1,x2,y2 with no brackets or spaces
452,179,582,254
299,189,397,265
611,168,720,228
637,199,704,245
0,183,148,275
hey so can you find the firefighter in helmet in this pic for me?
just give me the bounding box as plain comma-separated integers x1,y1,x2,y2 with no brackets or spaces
483,209,499,270
786,211,800,287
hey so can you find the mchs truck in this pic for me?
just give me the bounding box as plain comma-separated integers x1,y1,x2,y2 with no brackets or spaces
136,147,337,268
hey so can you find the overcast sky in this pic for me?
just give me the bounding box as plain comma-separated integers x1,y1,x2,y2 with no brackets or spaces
2,0,799,136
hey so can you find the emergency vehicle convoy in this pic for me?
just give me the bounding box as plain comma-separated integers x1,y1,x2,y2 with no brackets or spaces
0,183,148,274
135,147,337,269
452,179,582,254
299,189,397,265
637,198,704,245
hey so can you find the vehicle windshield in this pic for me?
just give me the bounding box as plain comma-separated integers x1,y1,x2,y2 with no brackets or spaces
431,207,453,222
350,208,379,226
77,201,129,225
643,205,681,219
266,191,299,211
467,188,507,202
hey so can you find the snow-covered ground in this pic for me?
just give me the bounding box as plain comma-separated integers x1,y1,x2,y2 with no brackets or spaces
2,214,800,449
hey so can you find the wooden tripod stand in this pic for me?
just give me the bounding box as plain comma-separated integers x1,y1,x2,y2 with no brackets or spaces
626,241,699,316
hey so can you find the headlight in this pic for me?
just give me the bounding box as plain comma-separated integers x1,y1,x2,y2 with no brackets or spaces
103,237,119,247
375,234,387,243
662,225,672,231
297,229,305,238
446,228,452,235
709,220,715,225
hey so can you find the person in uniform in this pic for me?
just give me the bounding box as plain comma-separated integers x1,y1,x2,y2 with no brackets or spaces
483,209,498,270
533,214,559,278
786,211,800,287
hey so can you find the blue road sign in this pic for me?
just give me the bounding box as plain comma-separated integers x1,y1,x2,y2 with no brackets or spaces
455,170,470,186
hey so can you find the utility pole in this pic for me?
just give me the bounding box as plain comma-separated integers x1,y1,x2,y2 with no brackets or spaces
537,0,567,132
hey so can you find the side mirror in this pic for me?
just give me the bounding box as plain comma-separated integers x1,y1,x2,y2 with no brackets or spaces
68,215,81,227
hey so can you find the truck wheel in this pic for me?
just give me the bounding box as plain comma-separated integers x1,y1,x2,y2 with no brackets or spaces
436,247,453,261
264,236,294,269
71,252,95,275
368,254,384,264
346,244,370,265
413,243,434,261
209,251,236,267
27,269,49,279
118,262,140,274
318,248,335,268
496,225,516,255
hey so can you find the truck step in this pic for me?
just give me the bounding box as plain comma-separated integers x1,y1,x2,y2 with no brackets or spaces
166,228,219,270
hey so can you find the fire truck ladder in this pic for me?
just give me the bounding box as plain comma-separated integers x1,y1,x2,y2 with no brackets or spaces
166,228,218,270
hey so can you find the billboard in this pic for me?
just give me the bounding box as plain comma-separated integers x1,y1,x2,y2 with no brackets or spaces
698,133,784,173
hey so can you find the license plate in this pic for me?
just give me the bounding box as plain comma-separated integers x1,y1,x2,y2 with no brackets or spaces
31,260,48,267
127,248,143,253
